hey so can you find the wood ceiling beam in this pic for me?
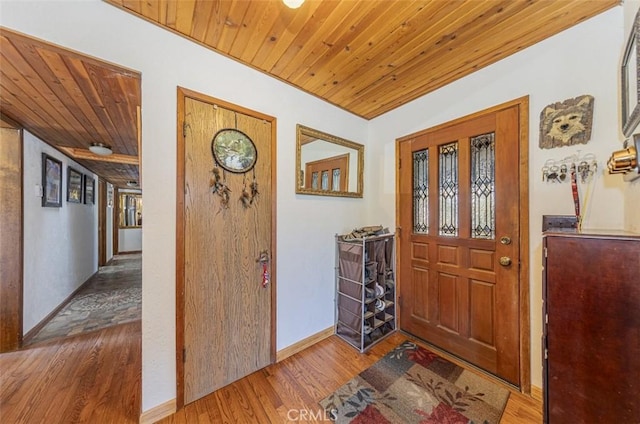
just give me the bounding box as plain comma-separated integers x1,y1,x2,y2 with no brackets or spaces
58,146,139,165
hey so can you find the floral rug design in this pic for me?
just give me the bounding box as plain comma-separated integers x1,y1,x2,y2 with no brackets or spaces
319,341,510,423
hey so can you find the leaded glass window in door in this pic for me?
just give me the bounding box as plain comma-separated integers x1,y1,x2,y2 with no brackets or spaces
471,133,495,239
413,149,429,233
439,142,458,237
332,168,341,191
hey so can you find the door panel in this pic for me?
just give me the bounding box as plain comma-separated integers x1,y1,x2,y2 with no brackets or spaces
181,94,274,404
305,153,348,192
398,104,521,385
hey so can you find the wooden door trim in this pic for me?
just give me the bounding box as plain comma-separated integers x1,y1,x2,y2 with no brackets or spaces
395,96,530,393
113,187,119,254
0,116,24,352
175,87,277,408
98,179,107,266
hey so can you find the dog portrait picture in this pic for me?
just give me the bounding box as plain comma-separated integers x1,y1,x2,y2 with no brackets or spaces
539,95,594,149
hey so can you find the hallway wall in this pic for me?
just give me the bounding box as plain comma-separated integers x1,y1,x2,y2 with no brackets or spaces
23,131,98,334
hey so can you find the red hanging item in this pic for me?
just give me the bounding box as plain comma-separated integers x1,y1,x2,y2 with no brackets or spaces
570,163,580,219
262,263,270,288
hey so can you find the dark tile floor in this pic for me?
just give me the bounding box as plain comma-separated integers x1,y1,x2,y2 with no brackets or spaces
26,254,141,346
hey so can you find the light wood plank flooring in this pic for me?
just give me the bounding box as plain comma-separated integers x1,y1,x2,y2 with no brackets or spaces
1,326,541,423
162,332,541,423
0,321,141,423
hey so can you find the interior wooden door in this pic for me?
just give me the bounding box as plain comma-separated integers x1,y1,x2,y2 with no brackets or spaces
398,103,521,385
305,153,348,191
179,91,275,404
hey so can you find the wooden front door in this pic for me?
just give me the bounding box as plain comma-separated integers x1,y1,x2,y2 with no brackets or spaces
397,100,524,385
177,88,276,405
305,153,348,192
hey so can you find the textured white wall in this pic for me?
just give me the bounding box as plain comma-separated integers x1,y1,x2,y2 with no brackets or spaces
1,0,368,412
22,131,98,334
367,7,631,388
119,228,142,252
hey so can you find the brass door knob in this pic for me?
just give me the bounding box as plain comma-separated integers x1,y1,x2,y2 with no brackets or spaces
499,256,512,266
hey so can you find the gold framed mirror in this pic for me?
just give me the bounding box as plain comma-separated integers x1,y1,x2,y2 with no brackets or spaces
295,124,364,198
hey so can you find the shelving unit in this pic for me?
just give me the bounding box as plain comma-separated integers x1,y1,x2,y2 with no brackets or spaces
335,233,396,352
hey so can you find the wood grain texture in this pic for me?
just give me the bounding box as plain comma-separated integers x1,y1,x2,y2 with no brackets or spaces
98,179,107,266
397,100,523,386
0,28,141,188
104,0,616,120
158,332,541,424
181,93,274,404
0,321,141,423
0,126,23,352
544,233,640,423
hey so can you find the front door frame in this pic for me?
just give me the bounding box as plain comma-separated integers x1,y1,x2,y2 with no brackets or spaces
175,87,277,408
395,96,530,393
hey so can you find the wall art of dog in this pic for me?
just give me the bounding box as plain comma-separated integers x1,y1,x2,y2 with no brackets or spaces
539,95,594,149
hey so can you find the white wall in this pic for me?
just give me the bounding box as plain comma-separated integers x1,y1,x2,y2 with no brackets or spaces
22,131,98,334
368,7,635,389
0,0,369,412
119,228,142,252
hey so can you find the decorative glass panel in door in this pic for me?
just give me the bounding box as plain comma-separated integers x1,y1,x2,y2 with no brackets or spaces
398,102,523,386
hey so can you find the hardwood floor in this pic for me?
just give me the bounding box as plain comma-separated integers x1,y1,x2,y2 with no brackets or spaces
1,326,540,423
162,332,542,423
0,321,141,423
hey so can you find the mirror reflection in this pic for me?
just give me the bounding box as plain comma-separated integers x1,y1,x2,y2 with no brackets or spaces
296,124,364,198
119,192,142,228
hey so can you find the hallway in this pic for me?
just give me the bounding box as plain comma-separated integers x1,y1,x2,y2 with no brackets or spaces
0,255,142,423
26,254,141,345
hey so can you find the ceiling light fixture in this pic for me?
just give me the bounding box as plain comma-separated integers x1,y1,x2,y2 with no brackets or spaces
88,142,113,156
126,180,138,187
283,0,304,9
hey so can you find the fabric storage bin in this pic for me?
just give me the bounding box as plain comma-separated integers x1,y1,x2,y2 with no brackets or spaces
338,242,363,281
337,307,362,331
338,277,362,300
336,321,361,347
337,292,363,314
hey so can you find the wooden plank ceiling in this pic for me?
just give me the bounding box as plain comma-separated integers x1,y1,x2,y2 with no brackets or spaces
106,0,618,120
0,1,618,188
0,27,141,188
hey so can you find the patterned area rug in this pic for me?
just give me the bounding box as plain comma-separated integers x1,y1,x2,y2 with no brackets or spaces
319,341,510,423
27,254,141,345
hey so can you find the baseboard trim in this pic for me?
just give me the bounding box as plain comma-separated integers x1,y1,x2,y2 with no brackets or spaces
139,398,176,424
531,384,543,402
22,270,98,345
276,326,334,362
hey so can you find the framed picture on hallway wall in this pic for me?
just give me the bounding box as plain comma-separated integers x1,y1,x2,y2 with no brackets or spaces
67,167,83,203
84,175,95,205
41,153,62,208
